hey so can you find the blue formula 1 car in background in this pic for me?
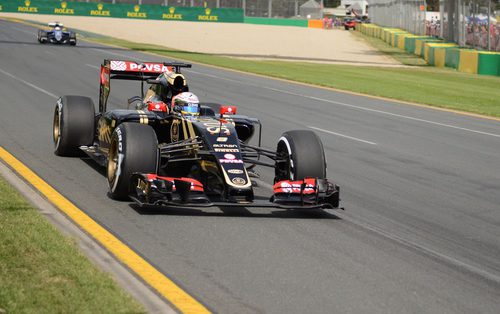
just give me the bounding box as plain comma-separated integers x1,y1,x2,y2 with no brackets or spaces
37,22,77,45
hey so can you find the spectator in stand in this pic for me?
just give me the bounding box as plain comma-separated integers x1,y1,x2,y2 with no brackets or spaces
333,17,339,28
480,25,488,49
494,25,500,52
466,22,473,46
473,25,480,47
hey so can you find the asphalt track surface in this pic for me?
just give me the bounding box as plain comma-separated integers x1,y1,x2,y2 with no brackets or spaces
1,20,500,313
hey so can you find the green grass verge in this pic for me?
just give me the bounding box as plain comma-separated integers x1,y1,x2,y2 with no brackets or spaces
84,35,500,118
350,31,428,66
0,175,145,314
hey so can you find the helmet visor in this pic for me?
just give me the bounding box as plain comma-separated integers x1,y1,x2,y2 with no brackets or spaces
180,104,199,114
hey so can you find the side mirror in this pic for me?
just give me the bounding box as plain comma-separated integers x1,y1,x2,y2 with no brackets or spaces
220,105,237,115
127,96,143,105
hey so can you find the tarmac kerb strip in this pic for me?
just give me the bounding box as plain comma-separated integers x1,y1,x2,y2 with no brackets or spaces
0,146,210,314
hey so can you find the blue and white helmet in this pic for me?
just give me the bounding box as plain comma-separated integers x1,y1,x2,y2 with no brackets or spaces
172,92,200,115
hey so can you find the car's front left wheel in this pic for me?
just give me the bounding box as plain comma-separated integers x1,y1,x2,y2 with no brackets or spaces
107,122,159,200
274,130,327,183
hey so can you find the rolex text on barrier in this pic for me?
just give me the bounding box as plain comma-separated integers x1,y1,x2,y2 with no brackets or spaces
0,0,244,23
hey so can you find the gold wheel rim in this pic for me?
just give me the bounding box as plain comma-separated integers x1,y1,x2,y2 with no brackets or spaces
107,139,118,184
53,108,60,145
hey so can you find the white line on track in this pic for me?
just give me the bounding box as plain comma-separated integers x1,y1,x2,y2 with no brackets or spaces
186,70,500,139
265,87,500,139
309,126,377,145
0,67,58,99
86,64,100,70
45,50,56,56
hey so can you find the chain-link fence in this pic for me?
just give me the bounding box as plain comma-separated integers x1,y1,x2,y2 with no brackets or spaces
71,0,313,18
441,0,498,51
369,0,427,35
370,0,500,51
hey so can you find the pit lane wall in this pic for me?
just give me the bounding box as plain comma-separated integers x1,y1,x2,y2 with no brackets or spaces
0,0,243,23
357,23,500,76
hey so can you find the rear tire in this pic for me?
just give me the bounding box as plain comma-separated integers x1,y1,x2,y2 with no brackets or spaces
275,130,326,182
53,96,95,156
69,32,77,46
107,123,158,200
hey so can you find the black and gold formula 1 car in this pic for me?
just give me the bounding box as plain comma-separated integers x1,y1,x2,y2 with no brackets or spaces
37,22,76,45
52,59,340,210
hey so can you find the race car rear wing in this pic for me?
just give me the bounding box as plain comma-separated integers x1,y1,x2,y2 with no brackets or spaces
48,22,63,27
98,59,191,112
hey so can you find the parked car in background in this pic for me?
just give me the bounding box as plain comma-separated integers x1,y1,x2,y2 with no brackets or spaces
343,18,356,30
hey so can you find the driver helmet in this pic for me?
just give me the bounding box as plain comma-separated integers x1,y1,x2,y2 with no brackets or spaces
172,92,200,115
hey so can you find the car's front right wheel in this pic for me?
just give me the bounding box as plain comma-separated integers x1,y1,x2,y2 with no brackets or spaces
53,95,95,156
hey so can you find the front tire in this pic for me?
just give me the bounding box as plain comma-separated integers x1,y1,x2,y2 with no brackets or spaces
53,96,95,156
38,30,47,43
275,130,326,182
107,123,158,200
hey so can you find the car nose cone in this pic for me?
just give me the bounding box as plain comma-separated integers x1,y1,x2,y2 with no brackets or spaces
55,30,63,41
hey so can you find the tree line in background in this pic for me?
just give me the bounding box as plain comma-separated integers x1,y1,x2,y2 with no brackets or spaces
426,0,439,11
324,0,341,8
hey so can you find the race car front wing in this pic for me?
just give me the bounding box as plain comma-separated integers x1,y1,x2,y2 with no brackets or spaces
129,174,340,210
